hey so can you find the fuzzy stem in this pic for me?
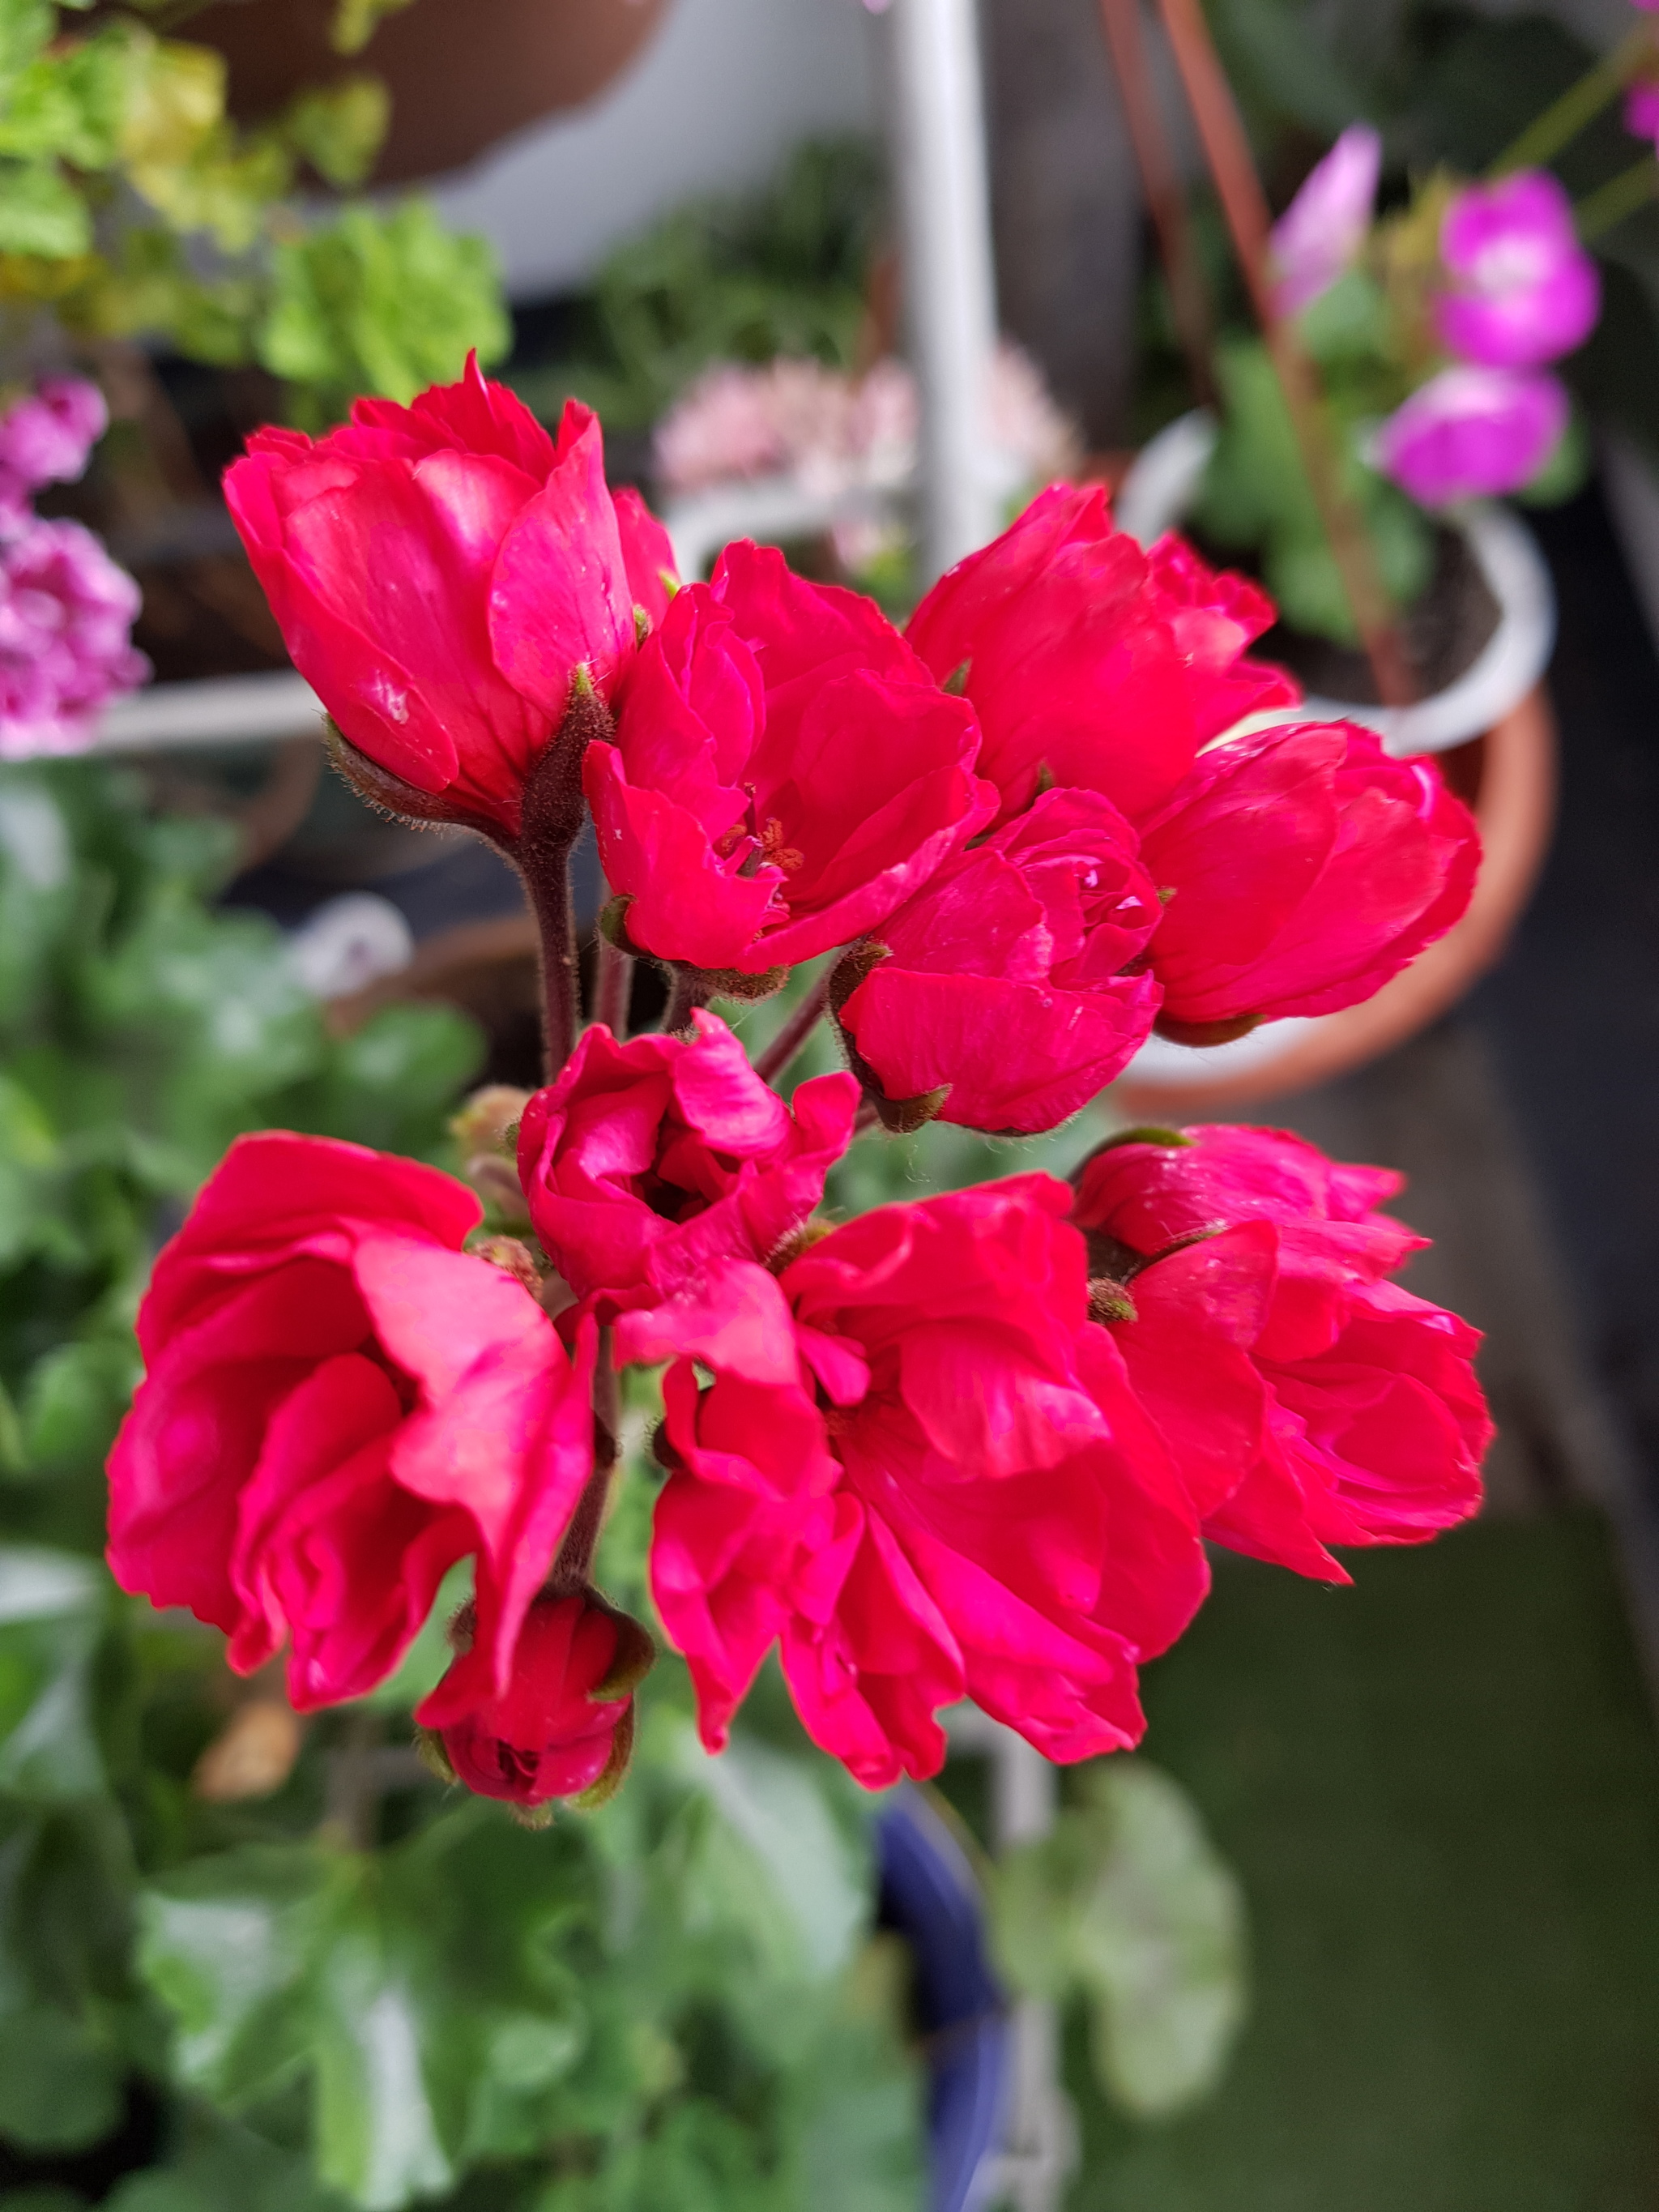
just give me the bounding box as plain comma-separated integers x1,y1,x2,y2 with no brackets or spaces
853,1097,882,1138
523,851,579,1080
1576,152,1659,241
662,969,710,1035
755,972,832,1085
1096,0,1219,411
515,677,614,1081
1491,22,1655,180
593,927,634,1040
551,1334,618,1595
1156,0,1418,708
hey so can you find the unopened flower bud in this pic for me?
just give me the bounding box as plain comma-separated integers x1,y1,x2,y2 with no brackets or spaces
431,1591,655,1819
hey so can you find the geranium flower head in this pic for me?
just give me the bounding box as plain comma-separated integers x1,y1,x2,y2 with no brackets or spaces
518,1008,858,1313
1137,719,1480,1038
1073,1125,1489,1579
107,1131,596,1717
1435,171,1600,369
906,489,1297,828
620,1178,1208,1787
587,540,994,976
224,354,676,836
833,786,1164,1133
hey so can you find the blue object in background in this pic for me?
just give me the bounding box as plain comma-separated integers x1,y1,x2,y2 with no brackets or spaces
875,1783,1010,2212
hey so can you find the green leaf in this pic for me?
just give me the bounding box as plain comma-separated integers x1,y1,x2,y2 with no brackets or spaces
670,1724,868,1992
0,2005,121,2150
0,1548,108,1799
990,1759,1247,2120
0,160,92,258
139,1816,596,2206
258,200,509,422
0,0,52,100
330,0,416,57
1298,267,1389,367
282,75,387,189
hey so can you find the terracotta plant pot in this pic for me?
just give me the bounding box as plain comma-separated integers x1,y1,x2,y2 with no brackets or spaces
1110,683,1558,1118
187,0,670,185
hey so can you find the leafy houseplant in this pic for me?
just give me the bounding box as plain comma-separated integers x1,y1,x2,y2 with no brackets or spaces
1186,131,1597,686
0,0,509,426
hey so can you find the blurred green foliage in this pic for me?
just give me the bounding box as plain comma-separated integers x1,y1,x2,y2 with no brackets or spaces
0,760,481,1550
0,0,509,421
511,137,885,434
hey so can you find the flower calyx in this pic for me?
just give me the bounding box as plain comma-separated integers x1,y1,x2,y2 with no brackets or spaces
1153,1010,1263,1048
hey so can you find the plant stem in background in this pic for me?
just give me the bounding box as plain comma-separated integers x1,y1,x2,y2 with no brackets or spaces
1155,0,1418,708
1489,21,1657,180
1575,155,1659,242
594,930,634,1040
1096,0,1219,412
755,971,832,1084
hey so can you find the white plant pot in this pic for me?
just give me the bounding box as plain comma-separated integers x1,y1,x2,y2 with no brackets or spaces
1113,409,1557,758
1111,409,1559,1102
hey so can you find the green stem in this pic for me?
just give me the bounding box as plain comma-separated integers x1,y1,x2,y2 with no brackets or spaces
1488,22,1654,178
1576,153,1659,241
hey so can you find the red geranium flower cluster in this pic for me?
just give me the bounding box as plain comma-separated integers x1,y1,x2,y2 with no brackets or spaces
105,363,1490,1810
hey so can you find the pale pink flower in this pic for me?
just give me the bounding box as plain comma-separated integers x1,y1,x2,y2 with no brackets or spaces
1270,126,1383,318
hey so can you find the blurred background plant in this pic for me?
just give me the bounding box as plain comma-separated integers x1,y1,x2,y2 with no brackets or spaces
0,0,508,424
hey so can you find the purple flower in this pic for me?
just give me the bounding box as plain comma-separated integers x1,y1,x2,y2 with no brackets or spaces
0,517,149,758
1625,77,1659,148
1270,126,1383,318
0,378,107,529
1435,172,1599,369
1373,365,1568,506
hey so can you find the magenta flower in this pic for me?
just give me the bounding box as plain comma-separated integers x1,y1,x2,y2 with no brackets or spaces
1435,171,1600,369
1373,365,1568,505
0,377,106,529
1625,77,1659,147
0,517,149,758
1269,125,1382,318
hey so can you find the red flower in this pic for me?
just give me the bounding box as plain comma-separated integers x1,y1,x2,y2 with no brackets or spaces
618,1179,1207,1787
224,357,676,837
586,541,994,976
1142,534,1299,743
433,1591,652,1809
518,1009,858,1315
834,787,1163,1133
1073,1126,1489,1578
1137,721,1481,1039
106,1133,595,1716
904,488,1296,828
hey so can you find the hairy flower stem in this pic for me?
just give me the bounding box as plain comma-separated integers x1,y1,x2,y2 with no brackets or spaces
662,970,710,1035
550,1334,619,1596
517,677,615,1080
1156,0,1418,709
594,930,634,1040
1491,22,1656,180
754,971,831,1085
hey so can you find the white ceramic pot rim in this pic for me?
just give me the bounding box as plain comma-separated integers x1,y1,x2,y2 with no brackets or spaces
1114,408,1557,758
